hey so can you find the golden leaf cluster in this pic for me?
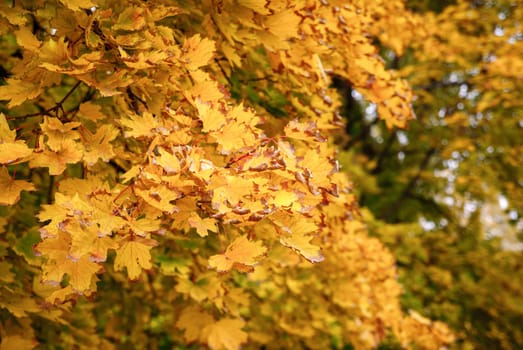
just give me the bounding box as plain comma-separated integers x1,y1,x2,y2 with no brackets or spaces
0,1,454,349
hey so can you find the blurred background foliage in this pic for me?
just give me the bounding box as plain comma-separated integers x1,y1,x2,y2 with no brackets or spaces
332,0,523,349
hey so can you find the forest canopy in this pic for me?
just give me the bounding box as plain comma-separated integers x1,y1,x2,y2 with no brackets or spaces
0,0,522,349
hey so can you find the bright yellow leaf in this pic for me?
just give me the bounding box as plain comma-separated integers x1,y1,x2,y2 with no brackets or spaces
120,112,158,138
176,306,214,342
40,116,80,151
0,78,41,107
0,334,36,350
280,233,324,263
82,124,119,165
196,99,225,132
0,167,35,206
113,7,146,31
14,25,40,51
59,0,96,11
239,0,270,15
181,34,215,71
29,139,83,175
154,148,181,174
114,238,158,280
175,273,223,302
209,235,267,272
0,142,32,165
202,318,248,350
188,213,218,237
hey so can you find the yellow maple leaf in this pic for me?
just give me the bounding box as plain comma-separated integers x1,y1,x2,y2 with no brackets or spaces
265,9,301,40
227,103,260,128
59,0,96,11
239,0,270,15
114,238,158,280
14,25,41,51
209,235,267,272
80,69,131,96
215,122,257,155
153,148,181,174
45,285,75,304
284,119,322,142
176,306,215,342
150,5,184,21
69,222,98,259
196,99,225,132
40,116,81,151
188,213,218,237
271,189,298,208
38,37,68,65
0,334,36,350
120,112,158,138
0,142,32,165
175,273,223,302
187,71,224,104
181,34,215,71
82,124,119,165
90,236,119,263
91,208,124,235
113,7,146,31
0,167,35,206
65,255,102,291
280,233,324,263
30,139,83,175
270,212,318,235
135,184,180,213
123,209,162,236
39,62,98,75
202,318,248,350
0,113,16,141
166,129,192,145
41,252,101,292
34,231,70,261
0,290,40,318
77,102,106,122
300,149,334,189
0,78,41,107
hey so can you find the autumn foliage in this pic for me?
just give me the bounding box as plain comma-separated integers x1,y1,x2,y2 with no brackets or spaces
0,0,483,349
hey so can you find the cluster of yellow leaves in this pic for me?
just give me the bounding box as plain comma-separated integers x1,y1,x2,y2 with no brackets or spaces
33,178,160,300
195,0,415,129
177,306,248,350
0,0,454,349
0,114,34,205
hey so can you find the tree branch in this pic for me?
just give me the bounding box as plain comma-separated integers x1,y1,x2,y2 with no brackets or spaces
383,147,436,221
371,131,396,174
8,80,82,121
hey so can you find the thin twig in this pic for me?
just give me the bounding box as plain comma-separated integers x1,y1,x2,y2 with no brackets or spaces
214,58,232,86
7,80,82,121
